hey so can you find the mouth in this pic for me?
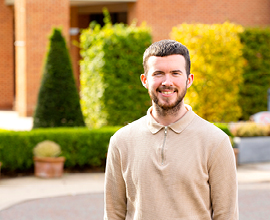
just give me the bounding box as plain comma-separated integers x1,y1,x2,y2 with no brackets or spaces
160,91,174,95
158,86,177,96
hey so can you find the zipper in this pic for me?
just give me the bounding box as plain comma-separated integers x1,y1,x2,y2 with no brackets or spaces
161,126,168,165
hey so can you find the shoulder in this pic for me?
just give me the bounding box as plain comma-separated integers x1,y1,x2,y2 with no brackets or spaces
187,113,230,148
111,115,148,143
193,114,228,137
189,114,234,163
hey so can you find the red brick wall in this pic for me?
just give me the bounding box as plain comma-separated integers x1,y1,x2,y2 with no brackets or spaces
0,1,14,110
128,0,270,41
14,0,70,116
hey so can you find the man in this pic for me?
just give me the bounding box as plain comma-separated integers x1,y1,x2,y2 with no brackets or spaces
104,40,238,219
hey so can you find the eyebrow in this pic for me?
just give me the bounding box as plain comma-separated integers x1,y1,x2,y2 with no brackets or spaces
153,70,183,74
170,70,183,73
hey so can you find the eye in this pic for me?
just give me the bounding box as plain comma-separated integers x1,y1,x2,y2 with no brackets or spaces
153,71,163,76
172,72,181,76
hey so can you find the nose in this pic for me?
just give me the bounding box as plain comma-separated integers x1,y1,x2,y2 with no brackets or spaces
162,74,173,86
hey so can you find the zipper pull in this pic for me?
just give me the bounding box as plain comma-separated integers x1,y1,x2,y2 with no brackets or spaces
161,126,168,165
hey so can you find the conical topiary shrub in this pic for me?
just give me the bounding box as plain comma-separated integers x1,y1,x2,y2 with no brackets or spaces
33,28,85,128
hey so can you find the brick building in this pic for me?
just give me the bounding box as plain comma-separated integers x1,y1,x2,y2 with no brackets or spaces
1,0,270,117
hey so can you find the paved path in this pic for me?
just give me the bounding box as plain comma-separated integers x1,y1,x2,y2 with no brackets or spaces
2,186,269,220
0,111,32,131
0,193,104,220
0,163,270,219
239,182,270,220
0,173,105,211
237,163,270,220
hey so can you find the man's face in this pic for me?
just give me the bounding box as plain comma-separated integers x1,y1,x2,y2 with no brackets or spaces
141,55,193,111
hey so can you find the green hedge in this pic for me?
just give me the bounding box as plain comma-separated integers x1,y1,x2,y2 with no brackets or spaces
0,123,231,173
239,27,270,120
80,11,152,128
0,127,120,173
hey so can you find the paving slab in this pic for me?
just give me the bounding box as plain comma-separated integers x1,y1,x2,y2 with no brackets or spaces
0,163,270,219
0,173,105,211
239,182,270,220
237,162,270,183
0,111,32,131
0,193,104,220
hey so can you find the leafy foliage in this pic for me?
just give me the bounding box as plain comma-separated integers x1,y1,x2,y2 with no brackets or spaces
0,127,119,172
239,28,270,120
171,22,245,122
80,11,152,127
33,28,85,128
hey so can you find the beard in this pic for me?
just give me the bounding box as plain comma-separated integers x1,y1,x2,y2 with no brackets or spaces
149,85,187,116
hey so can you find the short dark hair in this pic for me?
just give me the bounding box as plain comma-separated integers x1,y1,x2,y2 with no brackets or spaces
143,39,191,76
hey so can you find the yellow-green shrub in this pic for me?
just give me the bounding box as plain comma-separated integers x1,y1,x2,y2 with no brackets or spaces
230,122,269,137
171,22,245,122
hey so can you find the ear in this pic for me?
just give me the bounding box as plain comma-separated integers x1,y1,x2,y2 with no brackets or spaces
187,73,194,88
140,74,148,89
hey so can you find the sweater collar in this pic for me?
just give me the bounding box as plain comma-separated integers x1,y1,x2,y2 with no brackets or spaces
147,104,195,134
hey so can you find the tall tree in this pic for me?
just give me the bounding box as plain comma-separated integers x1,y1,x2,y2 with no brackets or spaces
33,28,85,128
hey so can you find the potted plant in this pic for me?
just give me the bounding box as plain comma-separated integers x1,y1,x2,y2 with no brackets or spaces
33,140,65,178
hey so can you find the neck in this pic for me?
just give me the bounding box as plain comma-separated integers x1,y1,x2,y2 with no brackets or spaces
151,101,188,126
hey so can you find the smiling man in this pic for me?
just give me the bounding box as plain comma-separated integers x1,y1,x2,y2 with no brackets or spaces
104,40,238,220
141,54,193,125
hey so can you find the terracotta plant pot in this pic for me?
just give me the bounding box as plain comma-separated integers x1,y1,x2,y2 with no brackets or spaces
34,156,65,178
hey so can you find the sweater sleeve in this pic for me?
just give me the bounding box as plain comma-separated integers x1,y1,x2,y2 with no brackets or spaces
208,136,239,220
104,137,127,220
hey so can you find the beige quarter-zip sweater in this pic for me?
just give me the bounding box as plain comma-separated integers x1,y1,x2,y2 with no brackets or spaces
104,105,238,220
